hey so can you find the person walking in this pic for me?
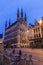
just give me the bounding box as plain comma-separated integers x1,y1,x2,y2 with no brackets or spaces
18,50,22,60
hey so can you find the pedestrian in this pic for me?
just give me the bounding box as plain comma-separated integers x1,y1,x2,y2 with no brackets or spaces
19,50,22,56
18,50,22,60
12,49,15,54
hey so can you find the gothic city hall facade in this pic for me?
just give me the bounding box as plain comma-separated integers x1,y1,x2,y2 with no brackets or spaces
4,9,29,48
3,9,43,48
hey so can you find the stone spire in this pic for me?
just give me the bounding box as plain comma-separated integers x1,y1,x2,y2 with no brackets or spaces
17,8,20,19
9,19,11,26
21,8,23,18
24,13,27,21
5,20,7,30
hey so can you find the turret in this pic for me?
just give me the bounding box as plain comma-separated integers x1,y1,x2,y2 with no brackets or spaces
21,8,23,18
17,8,20,20
24,13,27,21
9,19,11,26
5,20,7,30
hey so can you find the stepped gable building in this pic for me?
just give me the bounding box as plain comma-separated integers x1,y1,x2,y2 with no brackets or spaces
0,34,3,43
28,17,43,48
0,34,4,51
4,9,29,48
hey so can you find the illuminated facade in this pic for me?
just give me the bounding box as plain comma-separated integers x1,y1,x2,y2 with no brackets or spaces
4,8,43,48
28,17,43,48
4,9,29,48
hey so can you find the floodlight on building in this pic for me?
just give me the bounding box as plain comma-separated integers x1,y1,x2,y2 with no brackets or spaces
39,20,42,25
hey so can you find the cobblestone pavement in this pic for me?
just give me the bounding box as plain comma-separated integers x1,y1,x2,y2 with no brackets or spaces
0,48,43,65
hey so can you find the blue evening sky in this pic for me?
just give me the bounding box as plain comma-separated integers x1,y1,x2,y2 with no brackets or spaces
0,0,43,34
